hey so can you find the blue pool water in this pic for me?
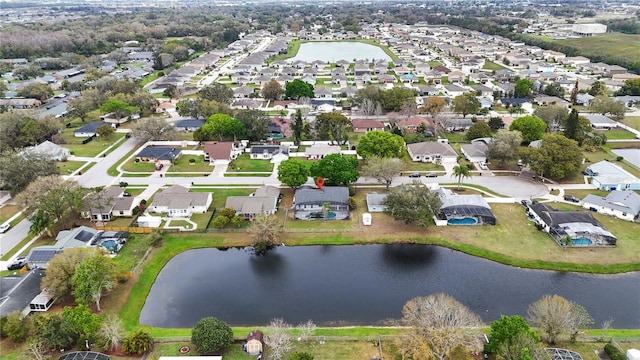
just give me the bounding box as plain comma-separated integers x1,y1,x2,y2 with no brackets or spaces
448,217,477,225
572,237,593,246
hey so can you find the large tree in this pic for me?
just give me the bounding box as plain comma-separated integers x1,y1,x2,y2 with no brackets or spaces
379,87,416,112
452,93,481,118
588,81,608,96
452,165,471,190
100,99,137,120
285,79,314,99
41,247,97,300
465,121,492,141
533,105,568,132
0,112,63,151
0,151,59,196
98,315,126,352
356,131,405,159
618,78,640,96
486,129,523,167
191,317,234,355
563,109,591,145
61,304,103,344
310,153,359,186
514,78,534,98
363,156,404,190
262,79,284,101
421,96,447,119
201,113,246,141
198,83,234,104
543,82,565,98
235,109,269,141
589,95,626,120
520,133,582,180
72,250,118,311
265,318,293,360
487,315,539,360
383,181,442,227
402,293,483,360
131,118,179,143
277,158,310,189
509,115,546,143
291,109,305,146
314,111,352,145
249,215,283,255
527,295,593,344
17,83,53,101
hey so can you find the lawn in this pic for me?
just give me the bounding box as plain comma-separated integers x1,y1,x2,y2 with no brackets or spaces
57,160,87,174
189,188,254,209
562,189,609,200
227,154,274,173
190,211,215,230
483,60,507,71
168,155,213,173
60,131,126,157
0,204,21,225
552,33,640,68
121,158,157,172
596,128,637,140
622,116,640,131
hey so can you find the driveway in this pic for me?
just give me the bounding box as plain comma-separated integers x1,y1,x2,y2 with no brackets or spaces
76,137,139,188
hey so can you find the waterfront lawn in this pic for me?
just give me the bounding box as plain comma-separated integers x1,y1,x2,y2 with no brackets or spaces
227,154,274,173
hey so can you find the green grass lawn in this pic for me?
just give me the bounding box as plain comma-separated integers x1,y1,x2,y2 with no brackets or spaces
56,160,87,174
427,60,442,67
483,60,507,71
552,33,640,67
227,154,274,173
124,187,146,196
60,131,126,157
0,204,21,225
596,128,637,140
168,155,213,172
189,211,214,230
122,159,157,172
106,217,136,228
166,219,193,229
622,116,640,131
189,188,253,209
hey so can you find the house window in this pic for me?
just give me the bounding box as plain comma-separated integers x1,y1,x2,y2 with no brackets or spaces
119,211,124,215
92,215,98,220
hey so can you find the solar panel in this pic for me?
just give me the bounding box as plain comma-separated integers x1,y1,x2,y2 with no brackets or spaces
28,250,61,262
75,230,95,243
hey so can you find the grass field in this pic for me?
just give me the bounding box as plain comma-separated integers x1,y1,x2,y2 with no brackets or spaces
121,158,156,172
56,160,87,174
227,154,274,173
622,116,640,131
167,155,213,173
483,60,507,71
60,131,126,157
595,128,637,140
549,33,640,67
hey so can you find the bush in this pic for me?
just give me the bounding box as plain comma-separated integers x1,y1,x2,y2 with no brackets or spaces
604,344,625,360
2,312,29,342
191,317,233,355
290,352,315,360
189,158,196,163
122,330,153,355
348,196,357,208
348,184,356,196
119,182,129,187
219,207,236,220
212,215,229,229
616,156,624,161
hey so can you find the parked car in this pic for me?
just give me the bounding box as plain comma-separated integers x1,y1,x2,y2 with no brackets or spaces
425,172,438,178
408,172,421,178
479,162,488,170
155,163,164,171
564,195,580,203
0,223,10,233
520,199,532,208
7,257,26,270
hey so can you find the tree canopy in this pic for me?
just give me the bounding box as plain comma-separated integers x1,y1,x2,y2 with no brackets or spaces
465,121,492,141
488,315,539,360
452,93,481,118
519,133,582,180
589,95,626,120
201,113,246,141
514,78,534,98
262,79,284,101
310,153,359,186
509,116,546,143
72,250,118,311
235,109,269,141
278,158,311,189
486,129,522,167
285,79,314,99
41,247,97,300
314,111,352,145
618,78,640,96
356,131,405,158
383,181,442,227
527,295,593,344
0,150,59,196
191,317,234,354
131,117,179,143
198,83,234,104
362,156,404,189
532,105,568,132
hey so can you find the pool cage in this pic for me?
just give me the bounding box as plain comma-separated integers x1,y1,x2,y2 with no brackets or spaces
439,205,497,225
532,348,583,360
548,224,617,247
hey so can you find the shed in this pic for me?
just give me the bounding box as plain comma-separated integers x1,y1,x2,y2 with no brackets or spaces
136,216,162,228
245,330,264,355
29,291,55,312
366,192,387,212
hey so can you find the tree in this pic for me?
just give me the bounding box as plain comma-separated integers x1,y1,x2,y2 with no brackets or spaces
588,81,608,96
527,295,592,344
32,313,77,350
285,79,314,99
421,96,447,119
122,330,153,355
452,93,481,118
191,317,234,355
96,124,115,140
176,99,203,118
359,98,381,116
383,181,442,227
487,315,539,360
249,215,283,254
3,311,30,342
199,84,234,104
265,318,293,360
163,84,180,99
543,82,565,98
296,320,316,341
0,112,62,151
509,116,547,143
564,109,586,144
17,83,53,101
486,130,523,167
61,305,102,343
235,109,269,141
363,156,404,190
520,134,583,180
292,109,305,146
356,131,405,159
589,95,626,120
212,215,229,229
98,315,125,352
465,121,492,141
452,165,471,190
379,87,416,112
488,117,505,131
128,91,158,116
262,79,284,101
402,293,483,360
100,99,137,120
278,158,310,189
310,154,359,186
41,247,96,300
314,111,352,145
533,105,568,132
514,78,534,98
23,339,47,360
201,113,246,141
0,151,59,196
131,118,179,142
400,99,418,118
618,78,640,96
72,251,118,311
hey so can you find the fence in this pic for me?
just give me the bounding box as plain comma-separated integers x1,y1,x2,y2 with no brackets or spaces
95,226,153,233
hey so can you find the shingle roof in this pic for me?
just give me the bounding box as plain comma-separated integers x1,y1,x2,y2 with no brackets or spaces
74,121,103,134
583,191,640,215
203,142,234,160
294,186,349,205
151,186,210,209
136,146,181,161
407,141,457,157
175,119,206,129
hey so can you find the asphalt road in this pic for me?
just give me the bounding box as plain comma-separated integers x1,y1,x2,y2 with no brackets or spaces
0,218,31,259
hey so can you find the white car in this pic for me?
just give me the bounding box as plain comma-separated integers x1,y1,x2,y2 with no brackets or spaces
479,162,488,170
0,223,10,233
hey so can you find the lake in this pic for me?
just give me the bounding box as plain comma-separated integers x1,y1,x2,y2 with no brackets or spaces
140,245,640,328
288,41,392,63
612,149,640,168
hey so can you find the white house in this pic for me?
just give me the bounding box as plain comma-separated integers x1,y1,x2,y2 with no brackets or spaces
407,141,458,163
582,191,640,222
149,185,212,217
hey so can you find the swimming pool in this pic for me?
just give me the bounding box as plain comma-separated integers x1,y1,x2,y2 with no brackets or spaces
571,237,593,246
448,217,477,225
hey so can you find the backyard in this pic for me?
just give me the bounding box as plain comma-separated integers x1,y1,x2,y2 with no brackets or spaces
59,130,126,157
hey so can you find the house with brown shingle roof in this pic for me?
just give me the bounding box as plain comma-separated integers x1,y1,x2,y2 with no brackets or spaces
203,142,237,165
351,119,385,133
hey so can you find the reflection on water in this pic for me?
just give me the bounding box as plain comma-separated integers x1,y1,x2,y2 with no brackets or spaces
140,245,640,328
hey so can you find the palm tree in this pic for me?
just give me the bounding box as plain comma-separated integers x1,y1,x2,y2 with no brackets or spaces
452,165,471,190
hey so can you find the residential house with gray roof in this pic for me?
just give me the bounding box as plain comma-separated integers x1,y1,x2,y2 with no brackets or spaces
149,185,212,217
582,191,640,222
293,186,349,220
225,186,280,220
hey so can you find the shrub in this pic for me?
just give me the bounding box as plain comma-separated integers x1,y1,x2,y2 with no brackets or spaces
604,344,625,360
616,156,624,161
219,207,236,220
290,352,315,360
132,206,140,215
212,215,229,229
191,317,233,354
122,330,153,355
348,184,356,196
189,158,196,163
231,215,245,227
348,196,357,208
2,312,29,342
119,182,129,187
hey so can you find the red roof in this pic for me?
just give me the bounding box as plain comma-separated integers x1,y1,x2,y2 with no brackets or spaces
351,118,385,129
203,142,233,160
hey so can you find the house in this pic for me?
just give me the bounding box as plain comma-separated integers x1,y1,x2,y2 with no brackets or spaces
245,330,264,356
314,86,333,98
249,145,289,160
351,119,385,133
203,141,237,165
417,85,440,96
582,191,640,222
26,226,99,269
366,192,387,212
585,161,640,191
225,186,280,220
84,186,137,221
305,144,341,160
575,93,594,106
74,121,104,138
461,140,488,163
527,202,617,246
174,119,206,132
434,187,496,226
470,85,494,98
293,186,349,220
149,185,212,217
580,113,618,130
443,85,468,97
407,141,458,164
445,118,474,132
136,146,182,163
0,269,47,317
24,141,70,161
234,86,254,98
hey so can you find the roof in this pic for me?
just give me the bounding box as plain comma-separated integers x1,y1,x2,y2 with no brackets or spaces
55,226,98,248
27,141,70,159
407,141,457,157
174,119,206,129
528,203,616,241
461,142,488,158
151,186,211,209
136,146,181,161
26,246,64,265
580,113,617,126
225,186,279,214
203,142,234,160
306,144,341,157
294,186,349,205
250,145,289,155
0,270,46,317
583,191,640,215
74,121,103,134
351,119,385,129
587,161,640,185
366,192,387,206
437,188,491,209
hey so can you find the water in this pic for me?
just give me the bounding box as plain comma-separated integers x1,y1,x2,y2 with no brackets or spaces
288,42,392,63
611,149,640,168
571,238,593,246
140,245,640,328
448,218,478,225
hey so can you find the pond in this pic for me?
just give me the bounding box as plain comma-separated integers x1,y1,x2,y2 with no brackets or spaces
288,41,392,63
140,245,640,328
611,149,640,168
